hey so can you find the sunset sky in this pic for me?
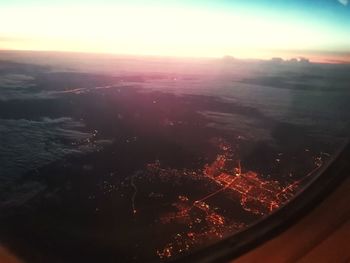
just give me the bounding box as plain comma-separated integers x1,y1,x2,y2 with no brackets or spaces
0,0,349,62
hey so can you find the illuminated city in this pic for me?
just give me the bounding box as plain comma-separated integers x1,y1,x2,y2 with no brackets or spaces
123,139,325,260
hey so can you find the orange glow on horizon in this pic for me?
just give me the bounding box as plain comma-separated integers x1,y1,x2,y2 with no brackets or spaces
0,6,349,64
1,44,349,64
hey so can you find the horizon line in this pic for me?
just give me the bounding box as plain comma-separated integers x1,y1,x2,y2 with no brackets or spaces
1,48,350,65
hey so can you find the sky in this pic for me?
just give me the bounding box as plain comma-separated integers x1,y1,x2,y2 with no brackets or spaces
0,0,349,62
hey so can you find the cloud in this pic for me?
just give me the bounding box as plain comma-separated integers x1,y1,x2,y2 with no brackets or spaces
199,111,273,141
338,0,348,6
0,117,113,210
0,117,101,177
0,74,34,88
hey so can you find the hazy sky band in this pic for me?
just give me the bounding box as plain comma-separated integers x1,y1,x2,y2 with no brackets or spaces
0,0,349,62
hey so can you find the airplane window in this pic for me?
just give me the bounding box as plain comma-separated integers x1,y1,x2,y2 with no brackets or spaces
0,1,349,262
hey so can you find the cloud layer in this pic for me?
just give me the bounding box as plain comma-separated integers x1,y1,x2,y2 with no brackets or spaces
338,0,348,6
0,117,92,178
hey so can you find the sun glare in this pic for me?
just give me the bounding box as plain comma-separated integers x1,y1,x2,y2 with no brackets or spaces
0,5,347,61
